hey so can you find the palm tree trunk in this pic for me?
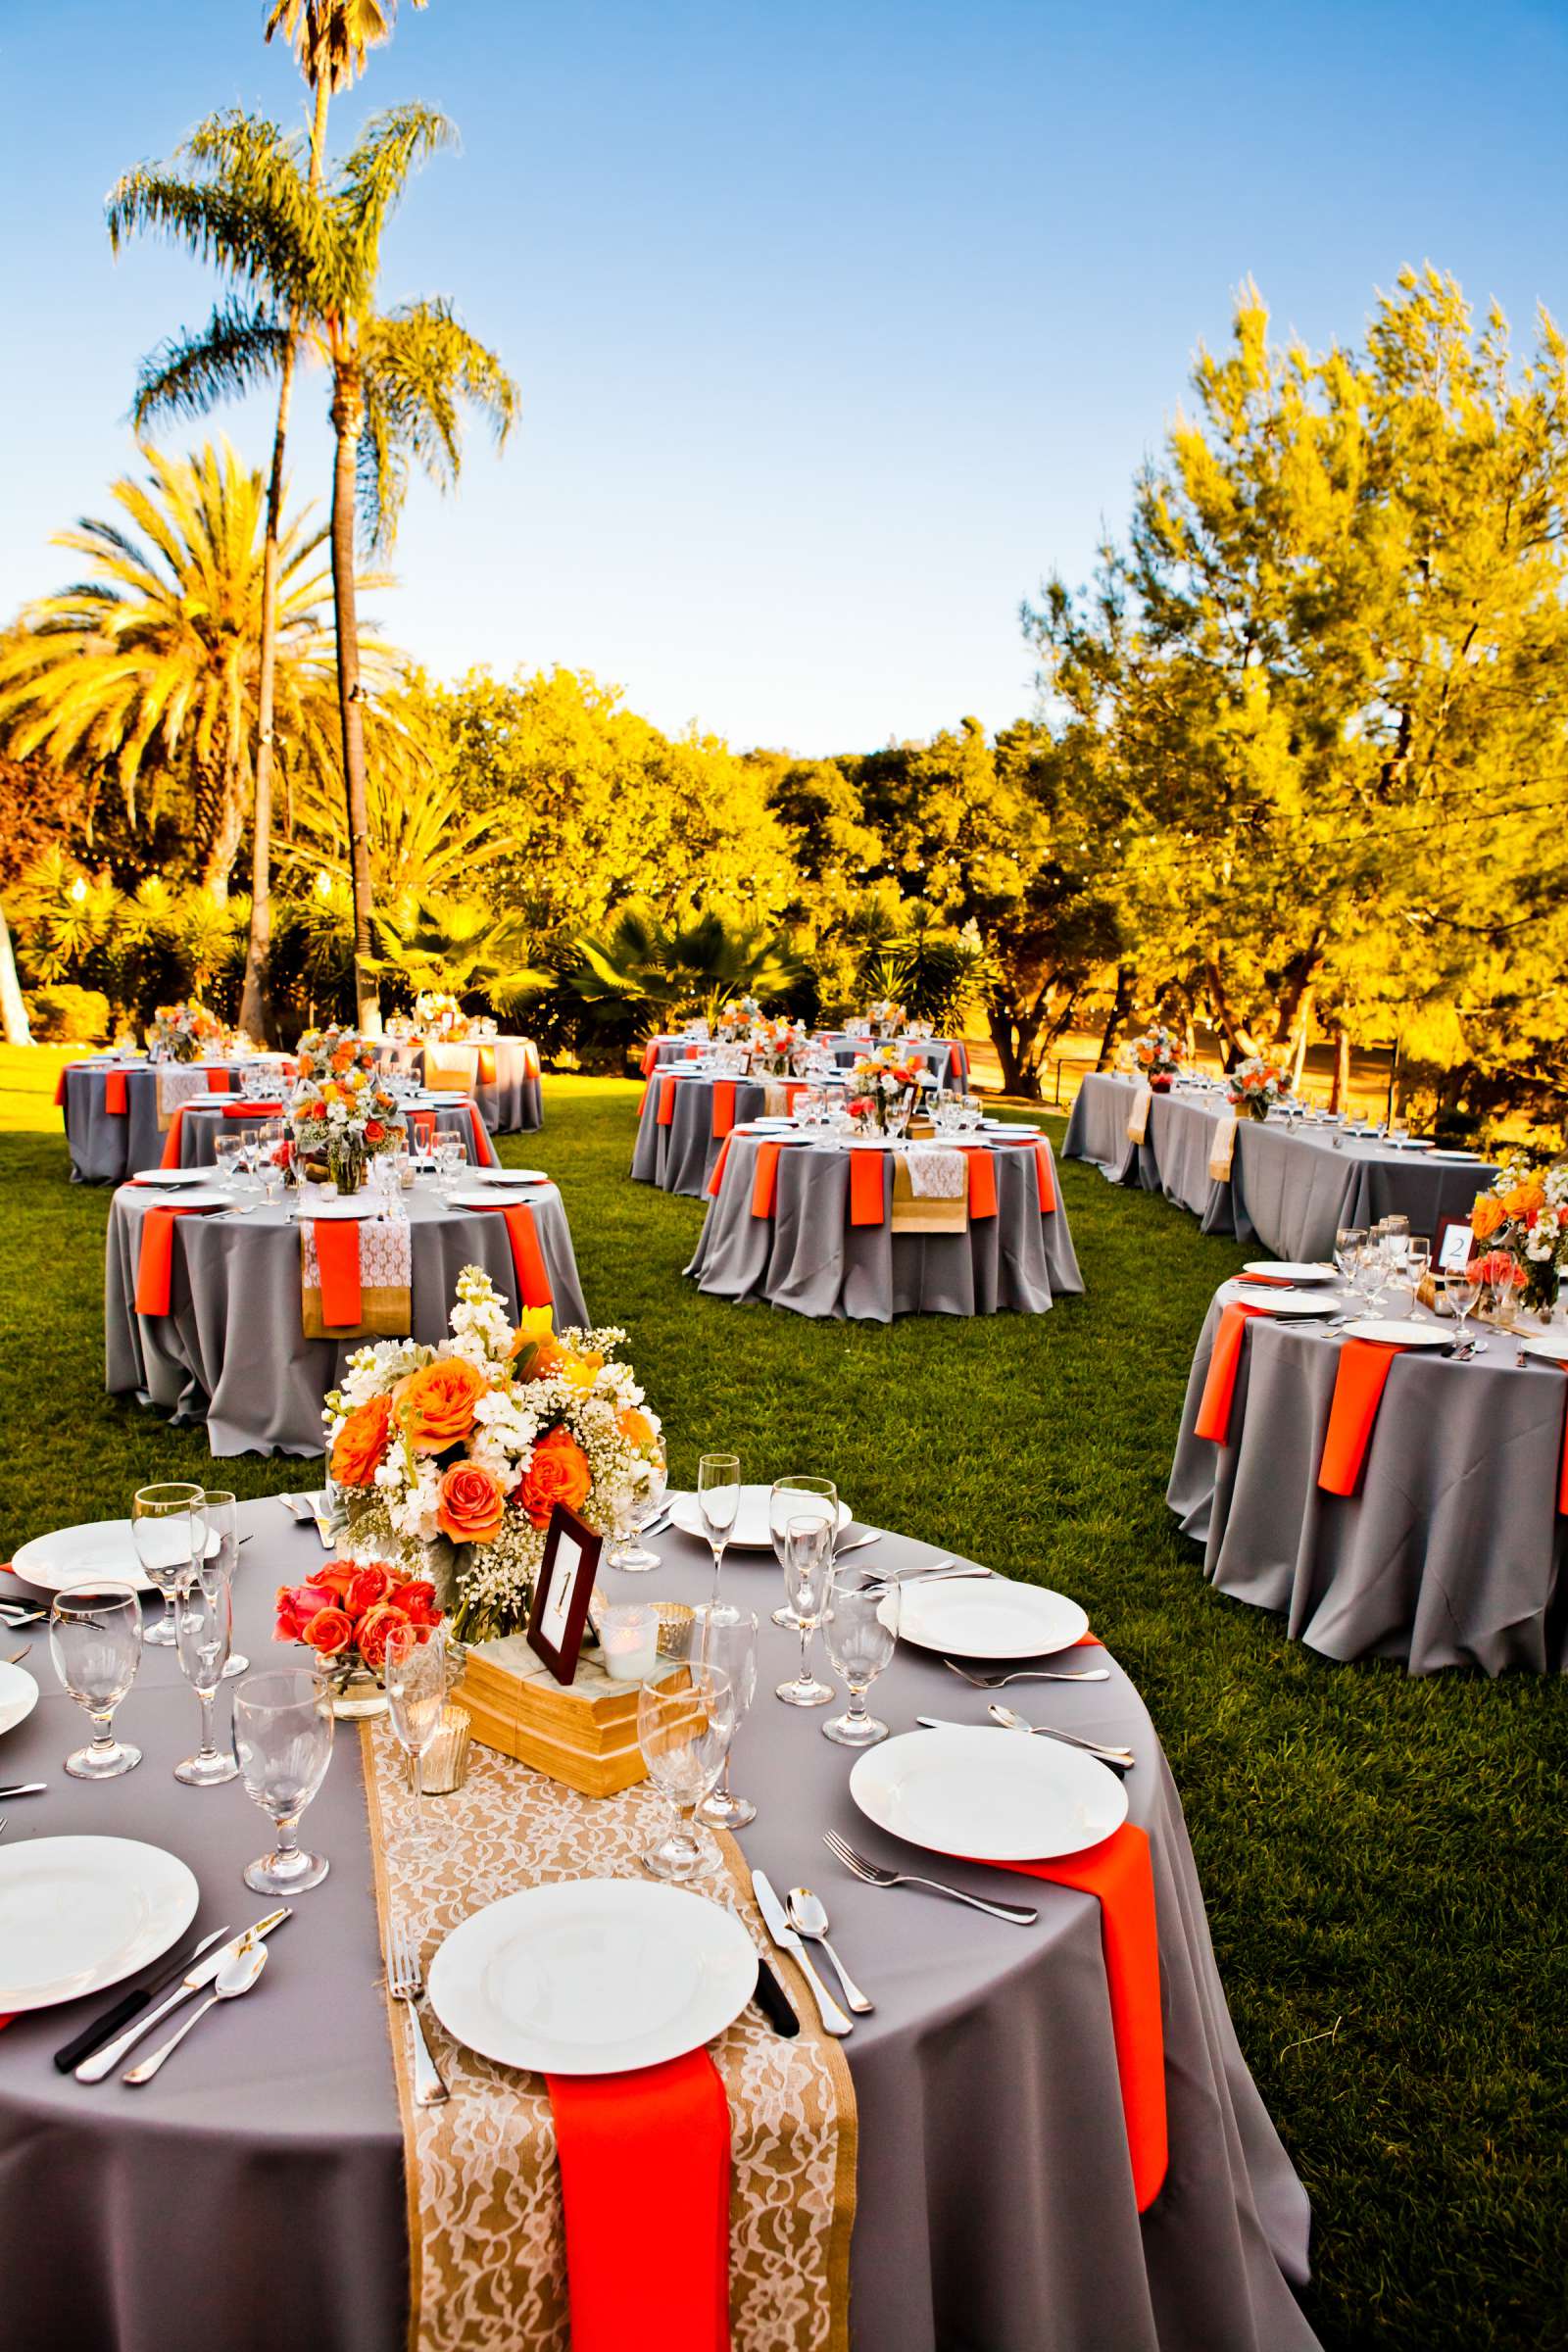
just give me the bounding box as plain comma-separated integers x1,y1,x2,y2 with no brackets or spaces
329,360,379,1032
239,335,298,1045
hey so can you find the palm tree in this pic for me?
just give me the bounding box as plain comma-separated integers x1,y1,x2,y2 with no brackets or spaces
282,759,518,902
362,892,554,1015
0,441,388,894
108,103,517,1030
571,904,804,1029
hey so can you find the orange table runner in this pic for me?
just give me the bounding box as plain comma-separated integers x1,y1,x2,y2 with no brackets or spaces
1193,1301,1265,1444
314,1220,364,1328
711,1080,738,1139
548,2055,731,2352
472,1200,554,1308
849,1150,887,1226
133,1205,207,1316
1317,1342,1407,1495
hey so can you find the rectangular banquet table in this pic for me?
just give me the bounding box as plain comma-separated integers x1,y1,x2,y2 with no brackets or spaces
1063,1073,1496,1258
1167,1282,1568,1673
0,1498,1321,2352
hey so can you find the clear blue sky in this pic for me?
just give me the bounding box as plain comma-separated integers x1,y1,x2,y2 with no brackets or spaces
2,0,1564,755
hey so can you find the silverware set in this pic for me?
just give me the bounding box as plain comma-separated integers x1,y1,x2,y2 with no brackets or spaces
73,1910,290,2083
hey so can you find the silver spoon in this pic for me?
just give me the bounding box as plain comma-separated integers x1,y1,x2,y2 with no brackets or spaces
786,1886,874,2013
986,1702,1135,1772
122,1936,269,2083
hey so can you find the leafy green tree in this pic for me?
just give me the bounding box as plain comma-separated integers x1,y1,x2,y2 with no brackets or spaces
362,892,553,1015
570,903,803,1034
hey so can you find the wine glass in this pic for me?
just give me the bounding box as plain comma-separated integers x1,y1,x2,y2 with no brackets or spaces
1445,1264,1483,1357
1334,1226,1367,1300
214,1133,242,1188
197,1489,248,1677
821,1570,899,1746
435,1137,465,1196
768,1476,838,1629
132,1482,205,1646
697,1453,741,1603
232,1668,335,1892
1403,1234,1432,1311
637,1653,735,1880
776,1514,835,1707
608,1452,668,1573
49,1585,143,1779
383,1623,450,1848
172,1574,238,1786
694,1604,759,1829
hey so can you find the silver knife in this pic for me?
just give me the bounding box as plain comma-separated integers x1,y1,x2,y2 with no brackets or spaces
751,1869,852,2036
915,1714,1134,1773
75,1908,292,2081
0,1783,47,1799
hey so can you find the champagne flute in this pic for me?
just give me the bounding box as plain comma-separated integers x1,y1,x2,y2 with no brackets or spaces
232,1668,335,1892
694,1605,759,1828
776,1514,835,1706
172,1574,238,1786
697,1453,741,1603
50,1585,143,1779
1334,1226,1367,1301
383,1623,450,1849
638,1652,735,1880
199,1489,248,1677
821,1570,899,1746
768,1475,838,1629
132,1482,205,1646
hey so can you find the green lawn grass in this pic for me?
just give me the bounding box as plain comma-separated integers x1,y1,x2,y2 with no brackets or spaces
2,1065,1564,2350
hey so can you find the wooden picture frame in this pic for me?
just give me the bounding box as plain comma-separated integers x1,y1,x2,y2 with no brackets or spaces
526,1501,603,1687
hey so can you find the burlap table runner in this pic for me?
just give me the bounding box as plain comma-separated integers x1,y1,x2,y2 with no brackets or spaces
1208,1110,1239,1181
300,1215,413,1339
362,1723,858,2352
156,1064,214,1128
892,1148,968,1234
1125,1084,1152,1144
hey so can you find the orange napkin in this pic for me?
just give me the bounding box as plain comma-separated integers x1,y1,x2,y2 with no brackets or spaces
547,2052,731,2352
958,1147,998,1219
105,1069,129,1115
711,1080,737,1139
685,1044,700,1059
968,1824,1165,2212
1317,1341,1407,1494
1237,1273,1293,1288
477,1043,497,1087
133,1204,205,1316
1033,1144,1055,1212
205,1068,234,1094
221,1100,284,1117
314,1219,364,1328
707,1136,734,1198
658,1076,678,1128
950,1042,969,1088
1193,1301,1265,1444
464,1102,500,1170
751,1141,784,1218
849,1150,887,1226
473,1200,554,1308
641,1040,661,1078
53,1065,72,1107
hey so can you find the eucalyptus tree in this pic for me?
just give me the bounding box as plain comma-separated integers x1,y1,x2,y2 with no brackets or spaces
108,104,517,1028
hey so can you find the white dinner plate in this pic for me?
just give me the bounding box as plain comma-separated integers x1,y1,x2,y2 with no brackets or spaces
0,1837,200,2014
887,1576,1090,1658
667,1484,852,1550
1337,1318,1452,1348
1242,1260,1338,1283
468,1168,551,1185
1517,1334,1568,1365
1427,1150,1488,1163
982,1121,1041,1135
301,1196,384,1220
0,1659,39,1738
12,1514,216,1595
850,1725,1127,1863
448,1185,552,1208
422,1091,471,1103
426,1880,757,2074
1224,1284,1342,1317
130,1166,218,1187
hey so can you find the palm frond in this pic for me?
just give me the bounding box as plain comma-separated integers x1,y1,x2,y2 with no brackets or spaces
131,301,295,430
265,0,425,95
354,300,518,547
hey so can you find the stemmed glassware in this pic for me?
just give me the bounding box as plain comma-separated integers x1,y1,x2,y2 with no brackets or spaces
49,1585,143,1779
383,1623,451,1848
637,1645,736,1880
776,1514,835,1706
232,1668,335,1892
131,1482,206,1646
821,1569,899,1746
608,1452,668,1573
694,1604,759,1829
1403,1234,1432,1312
768,1475,838,1629
697,1453,741,1603
1445,1263,1484,1356
200,1489,248,1677
172,1574,238,1786
1334,1226,1367,1302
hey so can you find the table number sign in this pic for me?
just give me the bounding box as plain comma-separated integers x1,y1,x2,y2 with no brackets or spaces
527,1503,603,1686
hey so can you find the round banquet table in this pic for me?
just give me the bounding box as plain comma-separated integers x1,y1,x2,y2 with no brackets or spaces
816,1033,970,1089
631,1068,804,1197
1167,1281,1568,1673
172,1097,486,1171
687,1128,1083,1319
639,1031,707,1072
372,1036,542,1133
60,1057,294,1186
1064,1072,1496,1258
103,1180,588,1456
0,1496,1320,2352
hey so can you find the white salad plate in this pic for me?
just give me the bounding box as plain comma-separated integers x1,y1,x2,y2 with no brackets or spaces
467,1169,551,1186
426,1880,757,2074
667,1485,852,1550
886,1576,1090,1658
1518,1334,1568,1365
850,1725,1127,1864
0,1659,39,1739
0,1837,200,2014
1242,1260,1338,1283
12,1514,216,1595
130,1166,220,1187
447,1186,553,1210
1224,1286,1341,1317
1337,1318,1453,1348
299,1196,384,1220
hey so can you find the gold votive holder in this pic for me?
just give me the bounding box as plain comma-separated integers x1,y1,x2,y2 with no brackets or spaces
415,1702,472,1795
653,1601,695,1658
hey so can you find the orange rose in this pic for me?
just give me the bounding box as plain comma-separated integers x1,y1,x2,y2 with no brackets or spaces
330,1394,394,1488
302,1605,354,1656
619,1406,656,1450
1502,1179,1545,1222
397,1356,490,1450
437,1461,507,1544
1471,1194,1505,1241
345,1563,393,1617
354,1601,404,1670
515,1426,592,1527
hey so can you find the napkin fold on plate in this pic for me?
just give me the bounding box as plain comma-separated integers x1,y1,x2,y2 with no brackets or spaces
301,1215,413,1339
1316,1340,1408,1494
468,1200,554,1309
710,1080,737,1140
1193,1300,1266,1444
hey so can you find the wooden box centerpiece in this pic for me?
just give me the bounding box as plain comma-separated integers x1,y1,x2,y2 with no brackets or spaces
455,1635,650,1797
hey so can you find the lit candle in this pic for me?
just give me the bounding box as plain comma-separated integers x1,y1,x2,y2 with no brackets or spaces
599,1604,660,1682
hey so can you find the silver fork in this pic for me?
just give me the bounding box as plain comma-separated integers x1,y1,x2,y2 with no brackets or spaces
821,1830,1037,1926
943,1657,1110,1687
385,1913,449,2105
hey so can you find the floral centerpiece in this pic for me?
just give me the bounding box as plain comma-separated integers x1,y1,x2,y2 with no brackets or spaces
750,1014,806,1074
844,1046,926,1135
868,999,907,1039
321,1266,664,1643
147,1002,226,1063
289,1033,406,1192
1469,1160,1568,1317
274,1558,442,1708
1227,1055,1290,1123
415,990,497,1041
715,996,762,1042
1125,1024,1182,1090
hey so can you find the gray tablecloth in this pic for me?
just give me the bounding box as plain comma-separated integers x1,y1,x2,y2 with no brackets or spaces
372,1037,542,1133
1064,1075,1495,1258
174,1101,479,1170
64,1062,293,1185
103,1183,589,1455
0,1498,1318,2352
687,1133,1084,1319
643,1034,706,1069
630,1072,770,1196
1166,1288,1568,1673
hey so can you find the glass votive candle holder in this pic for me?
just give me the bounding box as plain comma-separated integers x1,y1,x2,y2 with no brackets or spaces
598,1603,662,1683
416,1702,472,1795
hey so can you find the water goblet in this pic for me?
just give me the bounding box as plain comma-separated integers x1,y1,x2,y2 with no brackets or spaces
638,1655,735,1880
776,1515,835,1706
694,1605,760,1829
697,1452,741,1603
214,1134,243,1188
200,1489,248,1676
821,1570,899,1746
131,1482,205,1646
1445,1265,1484,1356
49,1585,143,1779
383,1623,451,1850
608,1454,668,1573
232,1668,335,1892
1334,1226,1367,1293
768,1475,838,1629
172,1574,238,1786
